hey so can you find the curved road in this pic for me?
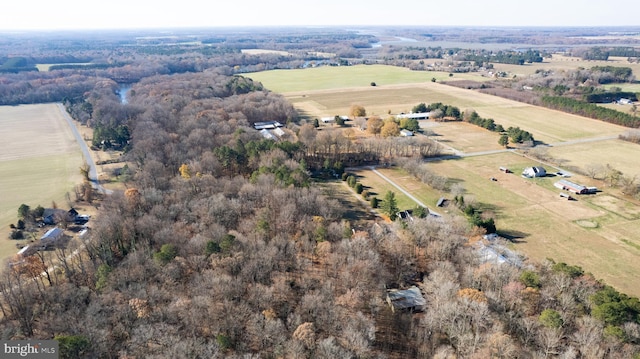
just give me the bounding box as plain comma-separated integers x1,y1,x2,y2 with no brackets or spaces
56,103,112,195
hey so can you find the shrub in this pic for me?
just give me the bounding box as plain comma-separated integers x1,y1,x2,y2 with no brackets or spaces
153,244,177,265
205,241,221,256
520,270,541,288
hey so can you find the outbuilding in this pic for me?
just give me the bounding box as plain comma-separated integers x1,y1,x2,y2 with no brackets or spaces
554,179,588,194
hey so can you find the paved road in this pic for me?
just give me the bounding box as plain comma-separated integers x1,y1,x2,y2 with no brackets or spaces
56,103,112,195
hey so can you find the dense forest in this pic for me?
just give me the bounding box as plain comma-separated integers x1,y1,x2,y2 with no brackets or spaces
1,28,640,358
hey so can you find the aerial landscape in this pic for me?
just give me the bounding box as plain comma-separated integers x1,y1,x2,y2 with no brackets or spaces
1,1,640,358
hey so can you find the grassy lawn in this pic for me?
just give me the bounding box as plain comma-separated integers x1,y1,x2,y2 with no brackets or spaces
0,104,84,263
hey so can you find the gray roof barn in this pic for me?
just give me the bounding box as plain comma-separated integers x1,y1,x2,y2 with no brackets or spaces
40,227,64,241
386,286,426,312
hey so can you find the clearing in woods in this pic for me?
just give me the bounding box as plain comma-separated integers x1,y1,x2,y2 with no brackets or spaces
0,104,84,263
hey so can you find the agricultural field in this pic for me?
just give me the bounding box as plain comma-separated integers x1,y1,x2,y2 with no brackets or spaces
0,104,84,263
252,65,628,145
245,64,488,93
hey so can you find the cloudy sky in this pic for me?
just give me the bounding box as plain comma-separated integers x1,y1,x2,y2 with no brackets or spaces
1,0,638,31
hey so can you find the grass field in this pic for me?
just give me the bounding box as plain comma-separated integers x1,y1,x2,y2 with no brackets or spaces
0,104,84,263
244,64,488,93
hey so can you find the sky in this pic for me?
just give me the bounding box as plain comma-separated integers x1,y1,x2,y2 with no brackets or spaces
1,0,639,31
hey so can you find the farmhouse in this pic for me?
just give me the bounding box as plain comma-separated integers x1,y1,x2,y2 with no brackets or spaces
43,208,78,225
554,179,587,194
386,286,426,312
522,166,546,178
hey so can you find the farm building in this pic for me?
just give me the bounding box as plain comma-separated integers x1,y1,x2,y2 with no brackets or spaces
554,179,587,194
396,112,431,120
386,286,426,312
400,129,414,137
40,227,64,241
522,166,546,178
253,121,283,130
259,129,277,140
321,116,348,123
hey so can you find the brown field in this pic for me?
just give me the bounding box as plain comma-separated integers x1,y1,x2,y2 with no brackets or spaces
421,121,504,153
0,104,85,263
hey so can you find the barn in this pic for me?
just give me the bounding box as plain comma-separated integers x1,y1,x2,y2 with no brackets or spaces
522,166,546,178
554,179,588,194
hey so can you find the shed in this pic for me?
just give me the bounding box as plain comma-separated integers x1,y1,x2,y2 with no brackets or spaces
522,166,546,178
386,286,426,312
436,197,447,207
400,129,414,137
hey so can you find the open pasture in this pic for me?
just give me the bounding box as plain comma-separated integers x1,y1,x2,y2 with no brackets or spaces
0,104,84,262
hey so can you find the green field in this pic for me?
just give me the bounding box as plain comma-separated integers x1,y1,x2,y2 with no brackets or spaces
244,64,488,93
0,104,84,263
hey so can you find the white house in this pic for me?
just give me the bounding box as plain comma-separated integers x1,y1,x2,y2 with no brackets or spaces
522,166,546,178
